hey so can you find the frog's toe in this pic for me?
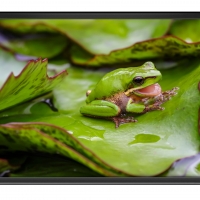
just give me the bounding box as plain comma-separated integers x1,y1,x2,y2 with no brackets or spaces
158,106,165,110
174,87,179,90
111,116,137,128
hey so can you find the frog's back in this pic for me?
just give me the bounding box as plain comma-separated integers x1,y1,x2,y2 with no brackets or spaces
86,68,135,103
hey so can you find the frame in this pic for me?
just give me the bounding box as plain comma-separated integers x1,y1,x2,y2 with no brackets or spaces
0,12,200,184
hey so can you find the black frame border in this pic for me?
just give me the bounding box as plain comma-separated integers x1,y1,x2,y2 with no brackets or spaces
1,177,200,184
0,11,200,184
0,12,200,19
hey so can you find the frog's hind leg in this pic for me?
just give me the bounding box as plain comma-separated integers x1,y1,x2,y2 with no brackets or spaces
80,100,121,117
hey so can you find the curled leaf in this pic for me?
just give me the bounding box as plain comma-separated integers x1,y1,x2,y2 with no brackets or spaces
71,36,200,67
0,19,172,55
0,123,124,176
0,58,67,111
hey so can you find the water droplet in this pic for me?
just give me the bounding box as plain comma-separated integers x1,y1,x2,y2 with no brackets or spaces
129,133,160,145
71,121,105,141
68,131,73,135
91,137,103,141
128,133,175,150
78,135,103,141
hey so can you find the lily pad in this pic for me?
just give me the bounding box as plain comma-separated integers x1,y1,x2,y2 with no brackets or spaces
0,123,123,176
0,57,67,111
52,61,199,175
0,60,200,176
71,36,200,67
0,19,174,68
1,19,200,176
0,19,172,55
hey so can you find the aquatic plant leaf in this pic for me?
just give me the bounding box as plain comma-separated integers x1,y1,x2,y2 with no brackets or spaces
1,19,200,176
71,36,200,67
0,123,123,176
1,60,200,176
0,47,25,86
0,58,67,111
50,61,200,176
0,19,171,54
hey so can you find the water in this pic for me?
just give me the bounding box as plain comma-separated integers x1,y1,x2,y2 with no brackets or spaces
129,133,175,150
129,133,160,145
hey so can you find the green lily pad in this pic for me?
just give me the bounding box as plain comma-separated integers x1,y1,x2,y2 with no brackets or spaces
2,19,200,69
1,19,200,176
42,19,171,55
7,122,126,175
0,56,67,111
51,62,200,176
0,60,199,176
0,123,120,176
0,19,173,67
0,46,70,84
0,19,172,55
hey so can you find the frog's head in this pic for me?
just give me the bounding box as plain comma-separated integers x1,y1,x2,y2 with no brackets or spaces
125,62,162,97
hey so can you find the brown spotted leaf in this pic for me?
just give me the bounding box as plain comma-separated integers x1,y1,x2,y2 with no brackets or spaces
0,123,123,176
0,58,67,111
71,35,200,67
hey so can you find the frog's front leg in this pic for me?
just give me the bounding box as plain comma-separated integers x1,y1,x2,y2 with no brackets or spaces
109,99,146,128
80,100,138,128
126,99,146,113
105,99,145,128
160,87,179,102
141,87,179,112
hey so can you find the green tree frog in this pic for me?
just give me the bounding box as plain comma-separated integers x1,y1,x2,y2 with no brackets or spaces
80,62,178,128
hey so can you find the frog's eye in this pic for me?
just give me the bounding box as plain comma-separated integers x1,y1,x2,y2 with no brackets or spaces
133,76,144,85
